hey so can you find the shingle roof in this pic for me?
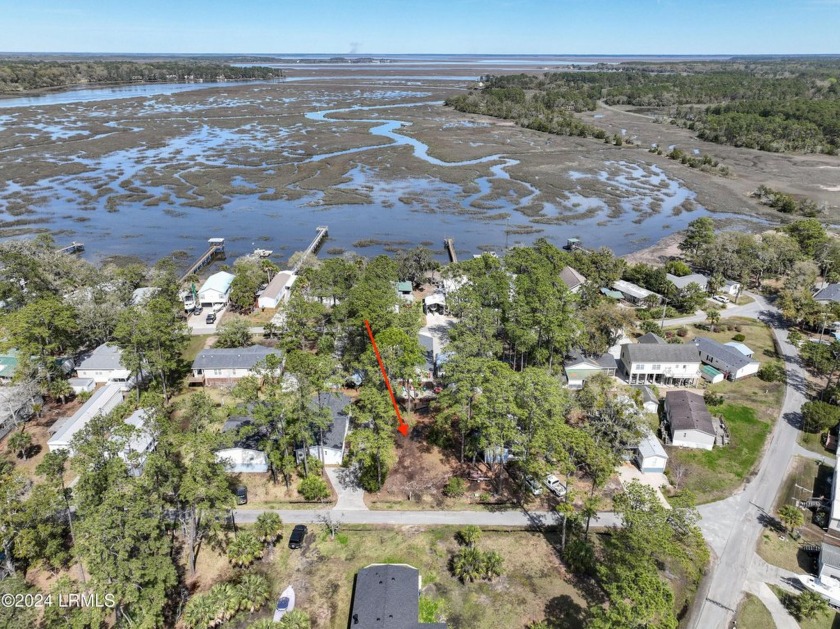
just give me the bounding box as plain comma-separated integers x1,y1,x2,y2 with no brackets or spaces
192,345,282,370
76,344,124,372
349,564,446,628
665,390,715,436
637,426,668,460
695,337,755,371
314,392,351,450
666,273,709,291
559,266,586,290
638,333,667,345
815,284,840,303
822,542,840,569
624,342,700,364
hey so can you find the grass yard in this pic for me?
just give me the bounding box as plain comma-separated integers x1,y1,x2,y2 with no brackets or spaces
255,526,596,629
768,585,840,629
183,333,212,363
667,404,771,503
736,593,776,629
799,430,835,457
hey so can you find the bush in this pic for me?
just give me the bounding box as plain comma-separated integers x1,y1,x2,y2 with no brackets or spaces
676,327,688,337
788,330,803,346
641,320,661,334
443,477,467,498
733,333,746,342
704,390,724,407
758,361,786,383
564,537,596,576
457,526,482,547
298,475,330,501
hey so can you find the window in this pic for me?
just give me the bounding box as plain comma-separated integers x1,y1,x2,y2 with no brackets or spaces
652,364,661,370
214,369,222,375
637,364,645,370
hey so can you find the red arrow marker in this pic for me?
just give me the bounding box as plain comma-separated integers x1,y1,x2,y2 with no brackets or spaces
364,320,409,437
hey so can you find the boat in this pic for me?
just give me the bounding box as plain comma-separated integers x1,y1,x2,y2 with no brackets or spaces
273,586,295,622
253,248,273,258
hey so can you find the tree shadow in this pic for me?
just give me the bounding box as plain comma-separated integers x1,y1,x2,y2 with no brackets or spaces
544,594,588,629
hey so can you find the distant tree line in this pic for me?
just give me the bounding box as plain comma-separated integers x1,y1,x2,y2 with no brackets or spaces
450,59,840,154
0,61,283,93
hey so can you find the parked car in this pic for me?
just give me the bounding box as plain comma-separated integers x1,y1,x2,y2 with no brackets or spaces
713,295,729,304
193,305,204,315
289,525,307,549
543,474,568,498
235,486,247,505
508,464,542,496
205,312,217,324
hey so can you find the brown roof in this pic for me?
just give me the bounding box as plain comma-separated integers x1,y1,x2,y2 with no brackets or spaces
560,266,586,290
665,390,715,436
261,271,294,301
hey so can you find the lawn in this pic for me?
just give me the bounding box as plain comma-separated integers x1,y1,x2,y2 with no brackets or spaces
768,585,840,629
736,593,776,629
244,526,597,629
667,404,771,503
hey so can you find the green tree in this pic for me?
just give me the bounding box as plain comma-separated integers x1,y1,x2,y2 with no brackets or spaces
3,296,79,362
182,592,218,629
793,590,830,620
227,531,264,568
679,217,715,259
783,218,829,258
482,550,504,580
7,430,32,460
778,505,805,534
214,318,254,348
254,512,283,544
457,525,482,547
452,546,485,583
236,573,271,614
279,610,311,629
397,246,439,288
298,474,330,501
802,400,840,434
347,387,398,491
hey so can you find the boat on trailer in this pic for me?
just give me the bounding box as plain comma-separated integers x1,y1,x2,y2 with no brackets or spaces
273,585,296,622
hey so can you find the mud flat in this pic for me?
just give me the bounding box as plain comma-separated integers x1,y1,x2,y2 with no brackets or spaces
0,67,832,266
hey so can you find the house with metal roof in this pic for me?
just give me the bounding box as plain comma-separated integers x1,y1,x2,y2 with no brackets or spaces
295,392,351,466
666,273,709,292
613,280,661,305
797,542,840,607
634,426,668,473
349,564,447,628
48,382,124,454
700,364,725,384
563,351,617,388
694,337,760,380
559,266,587,293
815,283,840,304
620,341,700,387
664,390,716,450
198,271,235,307
191,345,283,386
257,271,297,309
75,343,131,384
0,351,18,381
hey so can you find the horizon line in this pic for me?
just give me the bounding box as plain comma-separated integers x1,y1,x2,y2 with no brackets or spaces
2,51,840,57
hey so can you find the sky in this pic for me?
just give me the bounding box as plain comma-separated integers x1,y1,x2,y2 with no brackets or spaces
0,0,838,55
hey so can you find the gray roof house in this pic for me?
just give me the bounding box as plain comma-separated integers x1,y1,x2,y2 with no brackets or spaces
296,392,352,466
666,273,709,292
349,564,446,628
620,342,701,386
815,284,840,304
612,280,661,305
638,332,667,345
694,337,760,380
664,390,716,450
563,350,617,387
559,266,587,293
75,343,131,384
192,345,283,386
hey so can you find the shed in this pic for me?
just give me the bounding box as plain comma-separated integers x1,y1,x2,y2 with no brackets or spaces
700,364,725,384
198,271,235,307
635,426,668,473
635,385,660,414
214,447,269,473
423,292,446,314
559,266,586,293
600,288,623,300
257,271,297,309
396,281,414,303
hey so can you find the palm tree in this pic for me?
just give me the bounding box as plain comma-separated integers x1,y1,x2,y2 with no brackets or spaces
236,573,271,613
182,593,217,629
279,610,311,629
254,512,283,545
227,531,264,568
707,309,721,329
8,430,32,460
452,546,485,583
208,583,241,624
47,377,73,404
482,550,504,581
457,525,481,547
778,505,804,534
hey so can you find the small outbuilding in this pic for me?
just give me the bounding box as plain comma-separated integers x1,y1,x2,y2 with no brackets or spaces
68,377,95,394
635,426,668,474
700,364,725,384
214,447,269,473
559,266,587,294
423,292,446,314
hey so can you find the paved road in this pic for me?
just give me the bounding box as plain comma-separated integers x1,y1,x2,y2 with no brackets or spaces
690,298,808,628
233,506,621,528
663,292,766,328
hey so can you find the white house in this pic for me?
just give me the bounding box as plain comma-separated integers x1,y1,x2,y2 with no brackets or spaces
257,271,297,309
75,343,131,384
563,351,617,388
198,271,235,307
634,426,668,473
559,267,586,294
111,408,157,476
798,543,840,607
613,280,661,305
721,279,741,298
666,273,709,292
664,390,716,450
423,292,446,315
215,447,269,473
48,382,124,453
620,339,701,387
191,345,283,387
68,378,95,394
694,337,760,380
295,392,351,466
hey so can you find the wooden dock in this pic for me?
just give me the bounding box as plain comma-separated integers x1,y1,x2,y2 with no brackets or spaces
180,238,226,283
291,226,328,273
444,238,458,263
57,242,85,255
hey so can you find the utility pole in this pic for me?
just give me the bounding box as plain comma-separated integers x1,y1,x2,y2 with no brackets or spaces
660,297,670,331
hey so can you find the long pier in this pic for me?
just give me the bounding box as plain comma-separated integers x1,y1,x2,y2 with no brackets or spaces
57,242,85,255
291,226,328,273
180,238,226,283
444,238,458,263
